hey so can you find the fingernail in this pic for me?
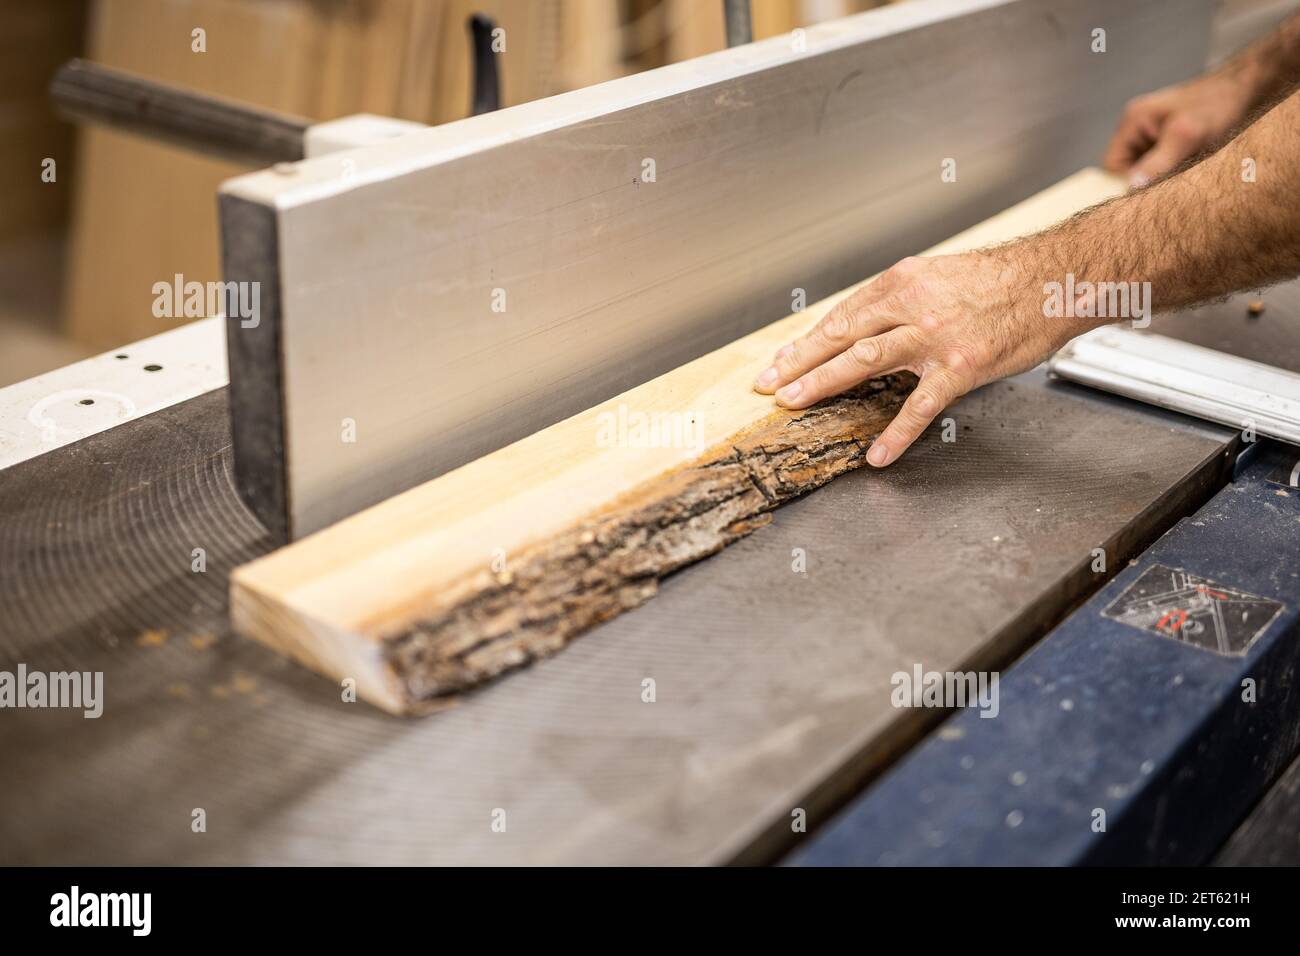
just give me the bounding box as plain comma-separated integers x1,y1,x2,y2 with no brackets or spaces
776,381,802,403
867,443,890,467
774,344,793,361
1129,172,1150,189
755,366,778,389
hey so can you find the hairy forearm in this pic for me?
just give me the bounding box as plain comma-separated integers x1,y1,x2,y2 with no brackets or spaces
758,15,1300,468
1003,87,1300,327
1220,13,1300,112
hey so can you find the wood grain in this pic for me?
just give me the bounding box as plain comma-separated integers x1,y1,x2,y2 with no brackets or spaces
383,375,912,706
230,167,1124,714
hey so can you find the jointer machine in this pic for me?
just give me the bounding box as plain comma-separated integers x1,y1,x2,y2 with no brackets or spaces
4,0,1300,867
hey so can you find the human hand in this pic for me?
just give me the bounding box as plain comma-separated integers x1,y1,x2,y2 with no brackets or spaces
752,251,1085,467
1103,72,1255,187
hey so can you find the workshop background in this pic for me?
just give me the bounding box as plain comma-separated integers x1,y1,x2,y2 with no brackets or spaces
3,0,1296,390
0,0,922,388
7,0,1300,874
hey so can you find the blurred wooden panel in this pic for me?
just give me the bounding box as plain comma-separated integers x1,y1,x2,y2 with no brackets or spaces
667,0,724,60
67,0,340,349
667,0,900,63
64,0,570,349
558,0,627,90
427,0,565,123
0,0,86,241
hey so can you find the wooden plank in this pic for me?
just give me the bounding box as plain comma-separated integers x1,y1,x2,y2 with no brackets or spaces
220,0,1211,540
231,168,1125,715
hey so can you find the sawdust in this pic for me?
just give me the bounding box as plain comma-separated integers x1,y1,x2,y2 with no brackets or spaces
210,671,258,700
231,672,257,695
135,629,169,648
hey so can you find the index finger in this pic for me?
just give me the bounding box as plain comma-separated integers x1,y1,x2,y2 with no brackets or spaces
754,283,898,394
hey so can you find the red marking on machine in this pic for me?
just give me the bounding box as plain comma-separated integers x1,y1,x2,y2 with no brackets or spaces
1102,564,1285,657
1156,608,1188,633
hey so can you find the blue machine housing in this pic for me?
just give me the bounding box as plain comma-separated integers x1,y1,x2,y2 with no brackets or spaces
791,441,1300,866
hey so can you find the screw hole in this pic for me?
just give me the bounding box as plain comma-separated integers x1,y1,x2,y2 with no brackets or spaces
143,364,163,372
114,353,129,360
79,398,94,406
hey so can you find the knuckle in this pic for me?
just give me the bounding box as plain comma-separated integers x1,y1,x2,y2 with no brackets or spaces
849,337,884,367
775,342,804,377
939,344,977,376
788,335,816,364
818,308,853,343
910,389,939,418
888,256,922,281
918,311,945,332
801,366,830,397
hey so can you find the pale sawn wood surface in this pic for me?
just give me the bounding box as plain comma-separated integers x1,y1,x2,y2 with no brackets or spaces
230,167,1125,713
